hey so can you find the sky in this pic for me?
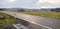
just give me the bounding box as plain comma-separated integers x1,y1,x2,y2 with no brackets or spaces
0,0,60,9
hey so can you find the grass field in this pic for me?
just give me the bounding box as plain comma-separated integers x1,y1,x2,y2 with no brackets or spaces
0,12,18,29
18,12,60,19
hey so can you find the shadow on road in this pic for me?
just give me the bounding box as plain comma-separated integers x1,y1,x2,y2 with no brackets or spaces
16,18,30,26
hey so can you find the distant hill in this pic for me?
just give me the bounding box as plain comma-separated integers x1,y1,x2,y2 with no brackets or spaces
0,8,60,12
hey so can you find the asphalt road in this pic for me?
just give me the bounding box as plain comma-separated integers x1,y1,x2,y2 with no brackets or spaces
1,11,60,29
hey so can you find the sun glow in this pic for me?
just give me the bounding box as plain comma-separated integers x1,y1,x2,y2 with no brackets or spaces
9,0,16,2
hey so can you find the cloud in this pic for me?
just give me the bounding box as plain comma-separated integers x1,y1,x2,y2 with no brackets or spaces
36,0,60,8
0,0,39,9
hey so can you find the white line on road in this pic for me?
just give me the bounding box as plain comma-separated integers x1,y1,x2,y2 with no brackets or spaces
24,19,53,29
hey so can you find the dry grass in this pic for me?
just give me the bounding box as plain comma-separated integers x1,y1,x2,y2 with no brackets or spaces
0,12,17,29
18,12,60,19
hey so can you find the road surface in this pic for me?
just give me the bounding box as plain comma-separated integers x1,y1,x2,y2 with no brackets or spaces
1,11,60,29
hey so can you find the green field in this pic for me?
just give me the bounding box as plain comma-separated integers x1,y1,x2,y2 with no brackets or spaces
18,12,60,19
0,12,18,29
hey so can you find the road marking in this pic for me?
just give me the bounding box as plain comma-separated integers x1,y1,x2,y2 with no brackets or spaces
15,13,53,29
24,19,53,29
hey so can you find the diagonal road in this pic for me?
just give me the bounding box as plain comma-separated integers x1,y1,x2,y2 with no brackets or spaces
1,11,60,29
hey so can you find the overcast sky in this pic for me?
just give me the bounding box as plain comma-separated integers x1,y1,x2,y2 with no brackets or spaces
0,0,60,9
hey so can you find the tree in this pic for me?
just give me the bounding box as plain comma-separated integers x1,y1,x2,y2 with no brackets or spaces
20,9,25,12
0,9,4,11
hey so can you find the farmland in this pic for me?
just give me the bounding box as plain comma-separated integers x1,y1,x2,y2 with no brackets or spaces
18,12,60,19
